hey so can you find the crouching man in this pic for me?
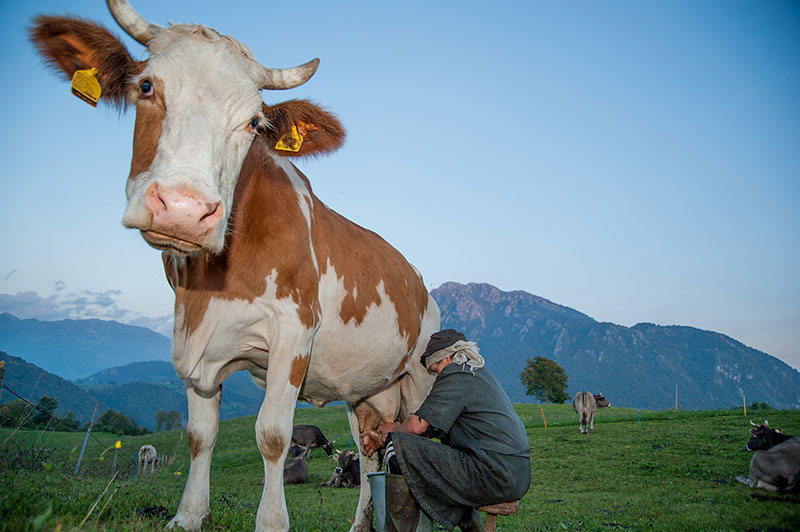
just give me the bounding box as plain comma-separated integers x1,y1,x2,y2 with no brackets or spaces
363,329,531,532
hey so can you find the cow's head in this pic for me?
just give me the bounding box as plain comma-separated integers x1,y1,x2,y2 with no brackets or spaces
594,393,611,408
288,445,307,459
746,420,787,451
322,440,335,456
31,0,343,256
333,450,358,474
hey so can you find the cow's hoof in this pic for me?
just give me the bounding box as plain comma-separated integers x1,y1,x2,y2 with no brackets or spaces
734,475,750,485
167,512,211,530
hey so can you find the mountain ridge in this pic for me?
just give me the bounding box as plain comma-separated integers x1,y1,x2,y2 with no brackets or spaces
433,282,800,410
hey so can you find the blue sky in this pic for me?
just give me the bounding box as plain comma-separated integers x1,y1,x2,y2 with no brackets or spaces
1,0,798,371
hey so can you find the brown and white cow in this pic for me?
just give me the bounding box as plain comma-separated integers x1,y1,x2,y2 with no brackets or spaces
30,2,439,531
572,391,611,434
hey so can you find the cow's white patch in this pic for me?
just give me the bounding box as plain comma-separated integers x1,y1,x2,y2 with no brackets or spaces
173,270,312,394
275,155,318,274
301,261,415,403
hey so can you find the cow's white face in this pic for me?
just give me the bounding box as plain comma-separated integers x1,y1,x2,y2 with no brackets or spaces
121,27,265,256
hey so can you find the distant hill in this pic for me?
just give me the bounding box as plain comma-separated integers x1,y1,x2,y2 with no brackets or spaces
77,361,265,429
0,313,171,380
432,282,800,410
0,352,109,421
1,355,265,430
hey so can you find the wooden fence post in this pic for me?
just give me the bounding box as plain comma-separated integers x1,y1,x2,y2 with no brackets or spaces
0,360,6,403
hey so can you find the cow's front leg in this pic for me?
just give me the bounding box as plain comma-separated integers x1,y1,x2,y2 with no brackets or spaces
168,382,221,530
254,347,310,532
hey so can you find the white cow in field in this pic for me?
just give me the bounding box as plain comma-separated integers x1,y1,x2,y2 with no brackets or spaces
572,391,611,434
138,444,157,476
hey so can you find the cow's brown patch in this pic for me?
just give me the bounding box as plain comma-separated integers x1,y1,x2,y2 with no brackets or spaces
311,204,429,353
187,428,202,459
174,137,321,335
289,354,309,388
129,77,166,181
257,427,287,463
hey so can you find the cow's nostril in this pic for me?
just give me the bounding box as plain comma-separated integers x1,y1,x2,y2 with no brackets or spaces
145,182,168,215
200,201,222,223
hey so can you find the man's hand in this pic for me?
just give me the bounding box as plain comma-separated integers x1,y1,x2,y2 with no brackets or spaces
359,416,431,457
360,429,382,457
379,422,401,440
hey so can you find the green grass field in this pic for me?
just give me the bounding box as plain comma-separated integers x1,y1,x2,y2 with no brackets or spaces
1,404,798,531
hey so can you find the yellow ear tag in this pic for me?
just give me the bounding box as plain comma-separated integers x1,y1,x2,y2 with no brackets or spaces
275,125,303,152
71,67,102,107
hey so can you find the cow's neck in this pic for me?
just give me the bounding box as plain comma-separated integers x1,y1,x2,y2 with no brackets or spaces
171,136,320,335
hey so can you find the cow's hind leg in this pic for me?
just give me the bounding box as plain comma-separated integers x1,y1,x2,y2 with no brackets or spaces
579,413,588,434
168,382,221,531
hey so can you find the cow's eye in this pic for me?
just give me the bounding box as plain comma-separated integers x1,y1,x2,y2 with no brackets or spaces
250,117,260,129
140,79,154,97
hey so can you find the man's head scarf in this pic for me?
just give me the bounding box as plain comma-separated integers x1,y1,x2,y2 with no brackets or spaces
420,329,485,374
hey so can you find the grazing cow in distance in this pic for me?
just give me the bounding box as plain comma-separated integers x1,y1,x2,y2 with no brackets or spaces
572,391,611,434
320,450,361,489
292,424,334,458
283,446,308,485
30,1,439,530
735,420,800,492
137,444,157,476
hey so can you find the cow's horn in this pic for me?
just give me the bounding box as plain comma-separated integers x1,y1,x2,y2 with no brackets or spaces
258,58,320,90
749,419,758,426
107,0,163,46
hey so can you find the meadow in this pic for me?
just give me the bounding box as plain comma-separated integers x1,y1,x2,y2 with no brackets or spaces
1,404,798,531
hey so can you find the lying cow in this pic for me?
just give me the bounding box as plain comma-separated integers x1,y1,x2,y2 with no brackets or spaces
283,445,308,485
320,450,360,488
572,391,611,434
735,420,800,492
291,424,334,458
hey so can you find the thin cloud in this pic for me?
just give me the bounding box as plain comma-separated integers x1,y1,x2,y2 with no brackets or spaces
0,288,173,337
3,269,17,281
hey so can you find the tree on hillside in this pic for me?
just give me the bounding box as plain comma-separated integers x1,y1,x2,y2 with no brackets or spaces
30,396,58,427
519,356,569,404
94,409,150,436
0,399,33,427
60,410,80,431
156,410,182,431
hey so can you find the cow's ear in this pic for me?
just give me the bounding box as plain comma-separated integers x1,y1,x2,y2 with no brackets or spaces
30,15,141,108
262,100,346,157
